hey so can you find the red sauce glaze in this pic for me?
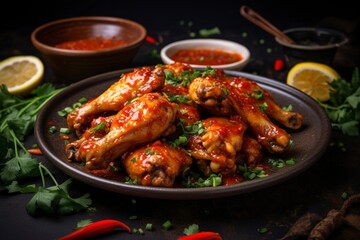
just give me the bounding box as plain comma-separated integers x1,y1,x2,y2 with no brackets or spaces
171,48,243,65
222,174,244,186
54,37,128,50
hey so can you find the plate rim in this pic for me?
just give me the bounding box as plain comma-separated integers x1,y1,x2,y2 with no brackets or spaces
35,68,331,199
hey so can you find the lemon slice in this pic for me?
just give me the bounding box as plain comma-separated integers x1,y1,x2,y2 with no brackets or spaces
286,62,340,102
0,55,44,96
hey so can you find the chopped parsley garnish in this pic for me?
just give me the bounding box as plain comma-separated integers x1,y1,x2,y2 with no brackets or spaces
90,122,107,134
238,165,268,180
183,224,200,235
251,89,264,99
198,27,221,37
183,172,222,188
164,66,215,87
268,158,296,168
170,120,206,147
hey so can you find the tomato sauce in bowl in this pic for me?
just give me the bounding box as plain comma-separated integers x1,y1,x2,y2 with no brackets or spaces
170,48,243,65
54,37,128,50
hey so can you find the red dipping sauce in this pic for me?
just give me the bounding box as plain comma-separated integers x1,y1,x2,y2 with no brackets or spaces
54,37,128,50
171,48,243,65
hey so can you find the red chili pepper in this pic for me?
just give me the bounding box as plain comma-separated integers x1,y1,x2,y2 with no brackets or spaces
146,35,157,44
27,148,43,155
177,231,223,240
57,219,131,240
274,58,285,71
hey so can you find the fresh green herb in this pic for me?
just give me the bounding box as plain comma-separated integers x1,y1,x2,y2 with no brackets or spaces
257,227,269,234
198,27,221,37
0,83,91,216
150,49,161,59
251,89,264,99
318,67,360,136
183,172,222,188
329,141,347,152
75,219,93,229
170,120,205,147
78,97,87,104
7,163,91,216
341,191,349,200
268,158,296,168
130,157,137,163
124,97,138,105
129,215,138,220
57,97,87,117
238,165,268,180
164,93,192,103
282,104,293,112
137,228,144,235
89,122,107,134
164,67,215,87
124,177,138,185
201,66,216,77
220,86,230,95
259,102,268,112
60,127,71,134
145,148,155,155
183,224,199,235
48,125,57,134
146,223,153,231
162,220,173,230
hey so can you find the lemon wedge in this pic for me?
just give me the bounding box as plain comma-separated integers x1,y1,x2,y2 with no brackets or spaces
286,62,340,102
0,55,44,96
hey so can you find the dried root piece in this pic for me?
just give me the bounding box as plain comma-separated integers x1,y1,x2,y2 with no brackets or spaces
308,209,345,240
308,193,360,240
280,213,322,240
281,193,360,240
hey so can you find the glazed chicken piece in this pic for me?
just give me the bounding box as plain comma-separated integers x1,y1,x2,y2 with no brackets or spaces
161,83,200,127
67,92,178,170
226,77,303,129
236,134,263,167
122,140,192,187
186,116,247,176
67,65,165,134
163,62,194,76
189,75,303,153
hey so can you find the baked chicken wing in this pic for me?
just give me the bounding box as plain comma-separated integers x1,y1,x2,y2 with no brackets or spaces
67,65,165,134
122,140,192,187
189,75,303,153
66,92,178,170
186,116,247,175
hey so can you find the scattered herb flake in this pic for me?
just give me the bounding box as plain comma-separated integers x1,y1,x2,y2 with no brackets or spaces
183,224,199,235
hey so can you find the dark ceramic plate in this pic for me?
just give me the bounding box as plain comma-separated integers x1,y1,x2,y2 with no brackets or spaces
35,68,331,199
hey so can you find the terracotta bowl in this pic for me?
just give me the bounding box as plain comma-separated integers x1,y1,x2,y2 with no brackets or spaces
31,16,146,83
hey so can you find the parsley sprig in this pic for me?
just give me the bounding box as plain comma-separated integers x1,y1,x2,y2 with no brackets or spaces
0,83,91,216
319,67,360,135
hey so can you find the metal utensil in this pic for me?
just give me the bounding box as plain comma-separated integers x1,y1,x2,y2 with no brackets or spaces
240,5,295,44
